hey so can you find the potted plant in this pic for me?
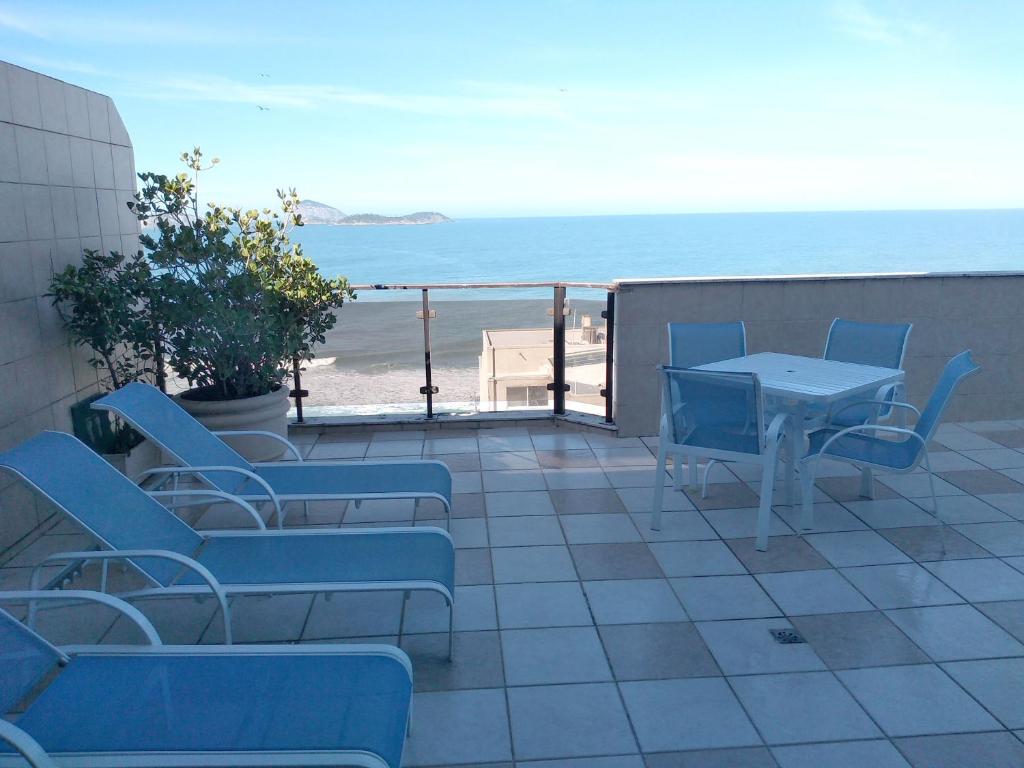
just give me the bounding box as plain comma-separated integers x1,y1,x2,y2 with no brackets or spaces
130,149,353,459
49,248,162,476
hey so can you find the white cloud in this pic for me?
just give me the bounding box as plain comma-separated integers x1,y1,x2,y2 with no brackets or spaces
832,0,941,45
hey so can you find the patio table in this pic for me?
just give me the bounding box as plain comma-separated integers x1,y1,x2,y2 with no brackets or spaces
695,352,905,506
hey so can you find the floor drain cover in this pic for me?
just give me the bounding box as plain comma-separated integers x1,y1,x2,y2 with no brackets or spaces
770,628,806,644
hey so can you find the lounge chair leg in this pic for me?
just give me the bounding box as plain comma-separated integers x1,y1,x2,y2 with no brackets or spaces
652,447,669,531
756,458,776,552
447,600,454,661
859,467,874,499
688,456,699,490
673,456,683,490
701,460,716,499
302,500,309,522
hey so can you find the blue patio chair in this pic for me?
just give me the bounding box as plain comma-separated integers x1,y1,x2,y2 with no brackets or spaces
0,431,457,657
822,318,912,428
93,382,453,529
0,594,412,768
798,351,980,544
652,367,787,551
666,321,747,495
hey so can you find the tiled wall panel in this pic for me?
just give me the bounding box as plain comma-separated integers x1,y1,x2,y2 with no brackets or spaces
0,61,138,555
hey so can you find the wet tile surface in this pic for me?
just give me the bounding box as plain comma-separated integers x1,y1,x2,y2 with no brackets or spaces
8,419,1024,766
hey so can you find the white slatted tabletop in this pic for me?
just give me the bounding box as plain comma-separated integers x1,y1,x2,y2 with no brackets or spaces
696,352,903,405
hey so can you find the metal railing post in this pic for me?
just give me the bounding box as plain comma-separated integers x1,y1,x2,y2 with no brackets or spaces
549,285,568,415
290,355,307,423
152,322,167,393
418,288,438,418
601,291,615,424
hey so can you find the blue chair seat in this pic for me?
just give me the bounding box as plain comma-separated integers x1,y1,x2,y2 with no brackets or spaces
807,428,920,470
7,651,411,768
676,426,761,455
247,461,451,503
184,530,455,592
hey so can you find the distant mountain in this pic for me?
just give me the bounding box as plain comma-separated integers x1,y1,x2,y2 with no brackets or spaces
297,200,451,226
296,200,348,224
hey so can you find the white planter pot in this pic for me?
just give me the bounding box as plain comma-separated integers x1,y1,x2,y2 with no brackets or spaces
174,385,290,462
103,437,162,479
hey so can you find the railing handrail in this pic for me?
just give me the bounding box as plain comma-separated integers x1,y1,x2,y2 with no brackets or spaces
350,281,618,291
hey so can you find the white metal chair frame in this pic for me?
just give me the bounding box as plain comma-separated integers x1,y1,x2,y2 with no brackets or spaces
651,367,788,551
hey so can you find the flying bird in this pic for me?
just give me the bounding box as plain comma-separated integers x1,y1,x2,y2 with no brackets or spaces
259,73,271,78
257,105,270,111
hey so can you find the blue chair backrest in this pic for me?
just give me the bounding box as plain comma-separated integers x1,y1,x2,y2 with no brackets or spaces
824,318,912,369
93,383,254,493
0,609,64,713
660,366,764,455
0,432,204,587
913,351,981,444
668,321,747,368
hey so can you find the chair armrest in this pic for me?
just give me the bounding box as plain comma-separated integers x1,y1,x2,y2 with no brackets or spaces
764,412,787,446
0,590,162,645
136,465,284,528
149,490,267,530
830,399,921,421
213,430,304,461
815,424,926,464
0,721,57,768
30,550,233,644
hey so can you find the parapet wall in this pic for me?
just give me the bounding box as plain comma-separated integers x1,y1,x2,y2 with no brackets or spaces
612,272,1022,437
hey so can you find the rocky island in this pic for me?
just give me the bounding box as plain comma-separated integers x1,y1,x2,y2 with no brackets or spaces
297,200,451,226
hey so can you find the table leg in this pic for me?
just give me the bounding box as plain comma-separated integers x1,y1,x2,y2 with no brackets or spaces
785,406,805,507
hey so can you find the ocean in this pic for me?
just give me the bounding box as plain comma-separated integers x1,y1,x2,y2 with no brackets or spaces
290,209,1024,411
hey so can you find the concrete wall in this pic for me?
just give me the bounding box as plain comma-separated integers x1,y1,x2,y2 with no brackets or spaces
612,273,1022,437
0,61,138,555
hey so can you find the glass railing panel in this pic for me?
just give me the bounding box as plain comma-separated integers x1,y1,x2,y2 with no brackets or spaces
296,297,425,418
564,289,612,418
426,289,553,415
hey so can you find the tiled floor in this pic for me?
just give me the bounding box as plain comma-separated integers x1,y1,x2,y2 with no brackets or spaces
6,419,1024,766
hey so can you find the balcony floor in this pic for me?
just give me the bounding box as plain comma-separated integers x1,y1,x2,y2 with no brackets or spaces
5,420,1024,766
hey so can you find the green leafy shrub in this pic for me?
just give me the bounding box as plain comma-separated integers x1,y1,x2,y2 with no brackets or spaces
129,149,354,400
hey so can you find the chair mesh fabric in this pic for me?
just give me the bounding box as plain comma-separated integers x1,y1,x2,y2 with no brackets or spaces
93,383,254,493
9,652,412,768
668,322,746,368
663,367,763,455
824,319,911,368
188,529,456,594
0,432,204,586
0,611,62,713
913,351,981,443
823,319,912,425
252,461,453,505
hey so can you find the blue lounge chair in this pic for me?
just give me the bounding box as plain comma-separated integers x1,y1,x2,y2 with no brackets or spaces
0,431,456,656
799,351,980,540
666,321,748,495
652,366,787,551
0,593,412,768
92,382,453,528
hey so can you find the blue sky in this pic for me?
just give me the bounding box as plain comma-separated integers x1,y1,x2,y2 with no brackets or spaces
2,1,1022,217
